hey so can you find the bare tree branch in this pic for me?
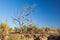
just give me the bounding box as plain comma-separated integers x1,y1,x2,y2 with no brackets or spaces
18,6,26,18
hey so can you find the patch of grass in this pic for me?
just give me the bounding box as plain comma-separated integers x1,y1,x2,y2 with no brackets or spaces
7,36,28,40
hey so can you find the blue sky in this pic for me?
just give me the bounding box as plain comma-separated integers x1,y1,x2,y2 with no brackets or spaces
0,0,60,28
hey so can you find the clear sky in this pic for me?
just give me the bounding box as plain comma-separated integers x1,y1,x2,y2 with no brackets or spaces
0,0,60,28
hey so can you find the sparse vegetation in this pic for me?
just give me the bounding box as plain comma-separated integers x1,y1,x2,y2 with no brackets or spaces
0,21,59,40
0,3,59,40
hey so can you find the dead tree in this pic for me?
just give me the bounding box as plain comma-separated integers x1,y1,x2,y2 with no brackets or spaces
13,4,36,33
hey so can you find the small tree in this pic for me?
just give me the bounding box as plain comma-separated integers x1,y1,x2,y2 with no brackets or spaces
45,27,51,32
